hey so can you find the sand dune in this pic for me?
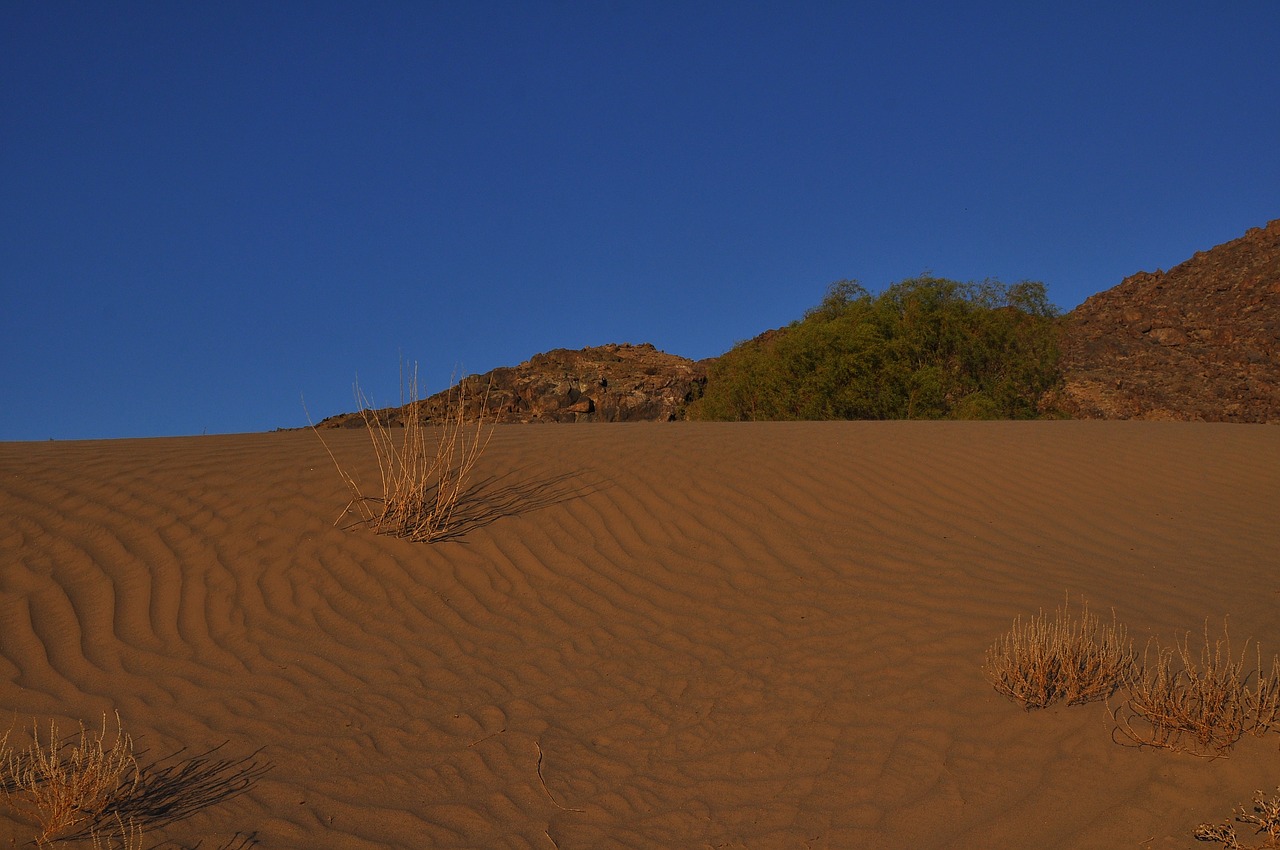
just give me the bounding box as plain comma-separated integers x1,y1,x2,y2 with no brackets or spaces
1,422,1278,849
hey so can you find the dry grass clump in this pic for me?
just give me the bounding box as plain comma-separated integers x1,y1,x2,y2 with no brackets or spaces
984,603,1280,758
983,597,1136,710
316,366,494,543
1,712,139,847
986,607,1280,841
1113,622,1280,756
1194,787,1280,848
1,713,270,848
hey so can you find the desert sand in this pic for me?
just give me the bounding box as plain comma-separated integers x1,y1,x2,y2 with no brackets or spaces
1,421,1278,849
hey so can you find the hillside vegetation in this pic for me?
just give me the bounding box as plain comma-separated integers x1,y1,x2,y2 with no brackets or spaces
689,276,1062,421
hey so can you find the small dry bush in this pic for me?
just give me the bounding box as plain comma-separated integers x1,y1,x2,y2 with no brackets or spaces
1113,622,1280,756
2,713,269,848
316,366,494,543
984,597,1136,710
1194,787,1280,848
1,712,139,847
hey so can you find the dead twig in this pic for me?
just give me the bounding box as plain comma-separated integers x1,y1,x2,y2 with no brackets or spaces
535,741,583,813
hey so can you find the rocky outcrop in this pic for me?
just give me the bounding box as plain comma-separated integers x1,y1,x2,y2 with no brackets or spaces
314,222,1280,428
316,343,707,427
1056,219,1280,423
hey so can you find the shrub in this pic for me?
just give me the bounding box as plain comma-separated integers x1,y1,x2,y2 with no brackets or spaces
1113,622,1280,756
1,713,269,848
690,276,1062,421
983,597,1136,710
317,366,494,543
1,713,138,846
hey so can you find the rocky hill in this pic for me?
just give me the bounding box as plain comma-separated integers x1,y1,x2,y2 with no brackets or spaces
315,343,707,427
315,222,1279,429
1056,219,1280,422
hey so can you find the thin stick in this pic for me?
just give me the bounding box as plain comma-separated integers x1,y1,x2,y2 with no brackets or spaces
534,741,583,813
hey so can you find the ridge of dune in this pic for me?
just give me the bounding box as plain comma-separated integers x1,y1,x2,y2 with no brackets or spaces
1,422,1278,848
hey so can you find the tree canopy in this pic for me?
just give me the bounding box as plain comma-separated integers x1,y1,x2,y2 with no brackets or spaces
689,276,1062,421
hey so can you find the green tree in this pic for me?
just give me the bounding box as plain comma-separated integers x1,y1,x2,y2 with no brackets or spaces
689,276,1061,421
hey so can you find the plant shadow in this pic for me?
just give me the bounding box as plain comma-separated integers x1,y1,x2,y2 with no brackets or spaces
65,744,272,842
428,467,608,543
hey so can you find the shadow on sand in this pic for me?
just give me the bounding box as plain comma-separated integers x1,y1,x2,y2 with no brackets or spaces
425,467,609,543
64,744,272,846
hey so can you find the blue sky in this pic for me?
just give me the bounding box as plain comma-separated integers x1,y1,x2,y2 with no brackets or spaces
3,2,1277,440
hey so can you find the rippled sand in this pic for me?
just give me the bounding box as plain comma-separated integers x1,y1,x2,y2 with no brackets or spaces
2,422,1277,848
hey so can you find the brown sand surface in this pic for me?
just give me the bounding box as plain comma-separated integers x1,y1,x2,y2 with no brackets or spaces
1,421,1278,849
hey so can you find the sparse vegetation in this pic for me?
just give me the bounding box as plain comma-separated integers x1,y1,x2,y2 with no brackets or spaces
988,608,1280,843
986,606,1280,759
2,713,138,846
983,597,1136,710
1113,622,1280,756
315,365,494,543
690,276,1062,421
1195,787,1280,848
1,713,269,848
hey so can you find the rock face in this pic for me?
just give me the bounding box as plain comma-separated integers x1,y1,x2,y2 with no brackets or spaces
1057,219,1280,423
317,343,707,427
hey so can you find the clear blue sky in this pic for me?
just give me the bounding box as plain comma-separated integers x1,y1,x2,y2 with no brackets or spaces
3,2,1277,440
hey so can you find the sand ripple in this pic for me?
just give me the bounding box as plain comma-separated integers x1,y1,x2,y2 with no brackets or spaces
1,422,1278,848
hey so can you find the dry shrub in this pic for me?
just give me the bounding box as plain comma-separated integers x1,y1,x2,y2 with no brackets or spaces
1249,653,1280,737
983,597,1136,710
1113,622,1279,756
1194,787,1280,848
2,714,269,848
316,366,494,543
1,712,139,846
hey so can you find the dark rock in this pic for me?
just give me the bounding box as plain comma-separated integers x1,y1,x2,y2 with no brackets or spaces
1056,218,1280,423
316,343,707,427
